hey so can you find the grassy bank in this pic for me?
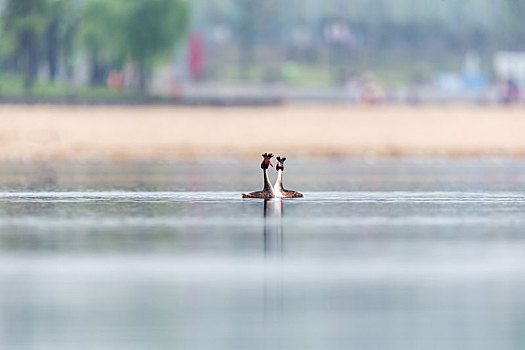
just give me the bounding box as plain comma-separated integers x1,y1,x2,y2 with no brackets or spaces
0,74,282,106
0,74,137,101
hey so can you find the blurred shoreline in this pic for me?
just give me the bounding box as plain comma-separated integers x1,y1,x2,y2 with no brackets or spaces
1,104,524,160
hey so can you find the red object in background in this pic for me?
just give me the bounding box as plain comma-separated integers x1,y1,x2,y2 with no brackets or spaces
107,71,123,90
188,33,204,81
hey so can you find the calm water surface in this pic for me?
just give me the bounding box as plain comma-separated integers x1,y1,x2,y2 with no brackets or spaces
1,158,525,349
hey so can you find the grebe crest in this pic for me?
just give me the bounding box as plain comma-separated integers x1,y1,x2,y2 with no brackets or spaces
261,153,274,170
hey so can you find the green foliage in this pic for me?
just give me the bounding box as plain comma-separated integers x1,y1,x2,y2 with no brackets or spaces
1,0,189,95
3,0,48,40
45,0,73,82
79,0,126,63
124,0,189,92
235,0,280,78
125,0,188,63
78,0,129,86
0,72,136,100
2,0,49,92
503,0,525,48
77,0,189,92
2,0,523,95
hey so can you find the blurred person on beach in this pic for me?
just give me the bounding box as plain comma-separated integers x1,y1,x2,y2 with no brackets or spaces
502,78,521,104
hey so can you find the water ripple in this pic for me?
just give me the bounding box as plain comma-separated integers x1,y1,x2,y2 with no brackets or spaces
0,191,524,203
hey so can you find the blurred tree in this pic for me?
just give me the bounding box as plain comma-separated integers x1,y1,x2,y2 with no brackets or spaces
2,0,48,93
79,0,125,86
45,0,72,83
61,10,79,83
236,0,256,80
503,0,525,49
236,0,279,80
124,0,189,93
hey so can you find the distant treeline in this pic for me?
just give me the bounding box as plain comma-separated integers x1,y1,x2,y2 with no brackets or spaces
1,0,524,92
0,0,189,93
192,0,525,84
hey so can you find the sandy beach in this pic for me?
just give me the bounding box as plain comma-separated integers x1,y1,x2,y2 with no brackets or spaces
0,104,524,159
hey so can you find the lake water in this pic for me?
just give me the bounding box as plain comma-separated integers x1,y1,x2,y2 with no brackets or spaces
1,158,525,349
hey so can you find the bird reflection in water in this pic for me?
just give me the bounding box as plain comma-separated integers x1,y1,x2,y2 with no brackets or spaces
263,198,283,257
262,198,284,345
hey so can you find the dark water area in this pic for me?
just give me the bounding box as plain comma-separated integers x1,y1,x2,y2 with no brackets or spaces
1,158,525,349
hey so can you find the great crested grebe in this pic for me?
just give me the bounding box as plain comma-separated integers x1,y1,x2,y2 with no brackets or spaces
242,153,275,198
274,156,303,198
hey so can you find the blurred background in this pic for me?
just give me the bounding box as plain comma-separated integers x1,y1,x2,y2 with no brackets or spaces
0,0,523,104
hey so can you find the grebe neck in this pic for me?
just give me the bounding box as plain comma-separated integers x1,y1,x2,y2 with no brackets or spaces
263,169,274,194
273,169,284,198
275,169,284,191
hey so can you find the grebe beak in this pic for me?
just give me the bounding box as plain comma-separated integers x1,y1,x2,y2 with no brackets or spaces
269,162,273,167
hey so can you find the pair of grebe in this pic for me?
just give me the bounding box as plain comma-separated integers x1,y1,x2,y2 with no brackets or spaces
242,153,303,198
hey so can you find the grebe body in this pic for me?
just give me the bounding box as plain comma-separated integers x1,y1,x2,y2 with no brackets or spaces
274,156,303,198
242,153,275,199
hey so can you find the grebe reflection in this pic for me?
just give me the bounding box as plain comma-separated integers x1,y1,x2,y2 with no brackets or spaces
263,198,283,257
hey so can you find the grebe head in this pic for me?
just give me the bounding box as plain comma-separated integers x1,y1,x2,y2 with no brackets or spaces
261,153,274,170
276,156,286,171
